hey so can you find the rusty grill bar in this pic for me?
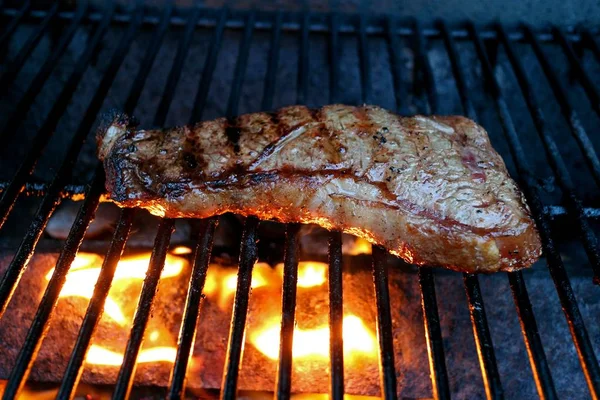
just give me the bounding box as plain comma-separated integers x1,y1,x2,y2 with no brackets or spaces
0,2,598,400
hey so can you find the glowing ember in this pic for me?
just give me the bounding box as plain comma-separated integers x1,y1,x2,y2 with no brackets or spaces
203,262,272,309
45,252,186,325
85,344,177,366
171,245,192,255
344,237,372,255
274,262,328,288
251,315,376,360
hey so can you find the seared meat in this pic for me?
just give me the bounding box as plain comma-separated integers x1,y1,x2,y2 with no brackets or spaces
97,105,541,272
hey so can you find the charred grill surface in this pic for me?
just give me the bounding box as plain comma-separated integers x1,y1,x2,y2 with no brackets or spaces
97,104,541,273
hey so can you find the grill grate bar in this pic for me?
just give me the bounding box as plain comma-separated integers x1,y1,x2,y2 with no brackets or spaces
261,11,282,111
0,2,136,318
583,28,600,61
153,6,203,127
0,1,88,144
524,26,600,188
220,13,258,398
498,25,600,283
124,1,174,117
507,271,558,400
418,268,450,400
357,14,372,104
419,23,500,398
220,217,259,400
189,7,227,124
554,28,600,116
468,22,600,398
113,219,175,399
276,223,301,399
0,168,103,400
327,13,345,399
357,18,398,399
57,208,135,400
226,10,255,120
0,0,31,54
0,1,59,96
463,274,504,399
0,3,114,229
439,21,558,400
167,217,217,400
296,11,310,105
165,6,233,397
328,231,345,399
407,21,452,400
372,247,398,400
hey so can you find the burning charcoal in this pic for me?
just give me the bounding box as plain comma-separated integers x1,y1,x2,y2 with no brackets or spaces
46,201,120,240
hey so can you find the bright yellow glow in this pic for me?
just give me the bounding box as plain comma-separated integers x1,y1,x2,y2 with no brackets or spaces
203,262,272,309
46,252,186,325
251,315,376,361
171,246,192,255
344,237,372,255
149,330,159,342
85,344,176,366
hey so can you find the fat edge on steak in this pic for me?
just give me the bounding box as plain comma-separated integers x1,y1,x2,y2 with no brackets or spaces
96,104,542,273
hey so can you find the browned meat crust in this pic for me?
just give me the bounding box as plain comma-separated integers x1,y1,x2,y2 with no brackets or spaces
96,105,542,273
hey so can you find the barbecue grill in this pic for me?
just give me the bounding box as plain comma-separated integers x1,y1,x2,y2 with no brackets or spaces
0,1,599,399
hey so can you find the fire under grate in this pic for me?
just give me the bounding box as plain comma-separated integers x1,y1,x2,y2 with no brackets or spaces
0,2,599,399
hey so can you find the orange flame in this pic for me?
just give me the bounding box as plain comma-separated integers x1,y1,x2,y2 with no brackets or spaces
85,344,177,366
45,252,186,325
343,237,372,255
251,315,376,360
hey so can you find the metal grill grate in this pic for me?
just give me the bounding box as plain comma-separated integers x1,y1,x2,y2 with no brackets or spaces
0,3,599,400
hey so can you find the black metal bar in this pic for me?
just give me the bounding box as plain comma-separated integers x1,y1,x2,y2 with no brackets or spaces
408,22,452,400
554,27,600,116
386,17,410,116
0,3,114,229
507,271,558,400
413,20,437,115
463,273,504,399
0,0,31,53
0,3,141,318
189,7,227,123
0,5,583,41
372,246,398,400
468,22,600,398
276,223,300,399
296,11,310,105
0,1,89,144
524,25,600,188
0,170,104,400
167,218,217,400
498,25,600,283
112,219,175,400
0,1,59,96
328,231,344,400
357,14,372,104
0,1,129,316
220,217,259,400
582,29,600,61
418,268,450,400
328,13,340,104
58,3,177,393
57,208,135,400
438,21,477,119
440,20,558,400
261,11,282,111
226,10,255,119
123,1,174,116
153,6,203,127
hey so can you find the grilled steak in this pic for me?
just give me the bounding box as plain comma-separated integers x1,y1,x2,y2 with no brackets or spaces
97,105,541,272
